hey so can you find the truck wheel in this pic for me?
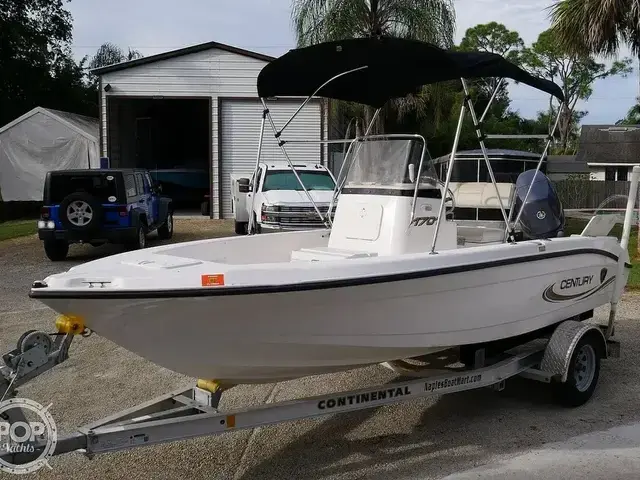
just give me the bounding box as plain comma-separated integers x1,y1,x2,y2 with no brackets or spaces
551,331,603,407
43,240,69,261
234,221,248,235
157,211,174,240
201,200,210,216
249,214,261,234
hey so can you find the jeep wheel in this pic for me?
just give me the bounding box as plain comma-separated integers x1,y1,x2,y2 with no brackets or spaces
127,225,147,250
43,240,69,261
157,211,174,240
59,192,102,231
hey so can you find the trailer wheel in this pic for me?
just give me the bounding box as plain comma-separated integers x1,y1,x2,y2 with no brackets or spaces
551,331,603,407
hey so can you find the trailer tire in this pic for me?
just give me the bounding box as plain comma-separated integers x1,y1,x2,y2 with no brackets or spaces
551,331,603,407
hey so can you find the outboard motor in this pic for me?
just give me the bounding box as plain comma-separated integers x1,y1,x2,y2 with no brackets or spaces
512,169,565,240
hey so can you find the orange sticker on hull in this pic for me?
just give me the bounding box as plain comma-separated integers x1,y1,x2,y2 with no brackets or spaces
201,274,225,287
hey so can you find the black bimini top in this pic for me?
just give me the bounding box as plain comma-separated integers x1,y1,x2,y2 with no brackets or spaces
257,37,564,107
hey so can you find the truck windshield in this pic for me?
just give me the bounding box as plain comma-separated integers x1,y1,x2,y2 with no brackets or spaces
262,170,335,192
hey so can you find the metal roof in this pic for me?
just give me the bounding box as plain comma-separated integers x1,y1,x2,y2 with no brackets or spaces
91,41,275,75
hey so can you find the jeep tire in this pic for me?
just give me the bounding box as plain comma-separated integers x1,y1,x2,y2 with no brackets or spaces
43,240,69,261
127,224,147,250
59,192,102,231
157,211,174,240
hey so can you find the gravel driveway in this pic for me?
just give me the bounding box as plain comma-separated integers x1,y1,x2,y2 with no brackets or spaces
1,221,640,479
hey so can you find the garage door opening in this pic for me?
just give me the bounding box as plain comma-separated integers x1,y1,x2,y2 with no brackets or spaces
107,97,211,212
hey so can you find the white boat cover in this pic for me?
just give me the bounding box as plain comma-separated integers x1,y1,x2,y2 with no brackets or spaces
0,107,100,201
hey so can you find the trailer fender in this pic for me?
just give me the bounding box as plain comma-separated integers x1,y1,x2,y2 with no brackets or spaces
540,320,607,383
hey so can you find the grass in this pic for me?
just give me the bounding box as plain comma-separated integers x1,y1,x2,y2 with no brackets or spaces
564,217,640,289
0,219,37,242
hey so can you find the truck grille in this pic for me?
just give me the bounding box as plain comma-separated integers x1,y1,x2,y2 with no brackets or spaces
262,205,336,226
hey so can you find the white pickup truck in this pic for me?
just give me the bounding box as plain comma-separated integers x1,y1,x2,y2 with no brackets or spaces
231,161,337,234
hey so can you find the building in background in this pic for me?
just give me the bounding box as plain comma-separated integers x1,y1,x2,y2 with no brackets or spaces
92,41,328,217
575,125,640,181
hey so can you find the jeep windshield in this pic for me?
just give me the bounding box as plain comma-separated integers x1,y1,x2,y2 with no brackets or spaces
262,170,335,192
48,172,122,204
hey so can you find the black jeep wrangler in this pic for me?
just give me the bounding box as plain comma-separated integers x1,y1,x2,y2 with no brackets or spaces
38,168,174,261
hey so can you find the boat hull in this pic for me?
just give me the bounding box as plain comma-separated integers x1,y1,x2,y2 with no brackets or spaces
34,238,628,384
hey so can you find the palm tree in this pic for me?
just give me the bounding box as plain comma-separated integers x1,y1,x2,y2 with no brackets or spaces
547,0,640,58
292,0,456,49
547,0,640,101
290,0,457,132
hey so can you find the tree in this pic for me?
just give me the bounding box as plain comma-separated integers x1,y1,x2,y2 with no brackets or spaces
85,42,143,88
548,0,640,59
548,0,640,111
458,22,525,110
0,0,97,125
616,104,640,125
521,28,633,153
290,0,457,132
292,0,456,49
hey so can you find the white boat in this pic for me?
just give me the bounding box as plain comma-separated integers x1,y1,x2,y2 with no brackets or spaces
29,37,634,385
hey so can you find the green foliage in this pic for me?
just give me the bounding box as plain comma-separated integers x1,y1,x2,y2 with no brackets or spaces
548,0,640,58
0,220,37,242
291,9,623,159
291,0,456,48
521,28,633,154
290,0,457,133
458,22,525,109
84,42,143,89
0,0,98,126
616,104,640,125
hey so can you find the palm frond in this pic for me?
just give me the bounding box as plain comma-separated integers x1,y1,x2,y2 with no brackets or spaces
547,0,640,57
290,0,458,129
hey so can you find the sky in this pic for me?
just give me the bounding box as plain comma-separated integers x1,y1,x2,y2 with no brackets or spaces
65,0,639,125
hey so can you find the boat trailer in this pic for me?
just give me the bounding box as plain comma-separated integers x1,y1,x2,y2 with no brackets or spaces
0,317,621,467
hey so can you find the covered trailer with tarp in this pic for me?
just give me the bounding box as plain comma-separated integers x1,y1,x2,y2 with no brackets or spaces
0,107,100,206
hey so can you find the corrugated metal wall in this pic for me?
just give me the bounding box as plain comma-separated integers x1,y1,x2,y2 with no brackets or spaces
219,98,323,218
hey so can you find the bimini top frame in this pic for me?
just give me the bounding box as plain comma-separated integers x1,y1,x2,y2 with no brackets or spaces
250,36,566,247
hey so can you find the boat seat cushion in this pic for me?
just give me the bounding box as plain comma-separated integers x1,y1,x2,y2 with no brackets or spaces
456,225,505,244
450,182,515,209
